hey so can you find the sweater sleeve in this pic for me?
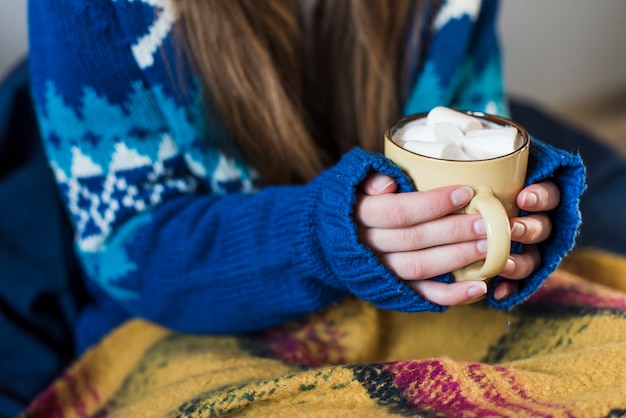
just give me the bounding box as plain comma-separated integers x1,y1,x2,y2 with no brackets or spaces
26,0,436,335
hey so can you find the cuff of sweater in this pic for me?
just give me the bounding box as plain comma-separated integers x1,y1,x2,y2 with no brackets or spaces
487,138,586,309
301,148,445,313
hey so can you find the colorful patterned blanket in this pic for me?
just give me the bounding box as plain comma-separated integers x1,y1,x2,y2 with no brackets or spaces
21,249,626,417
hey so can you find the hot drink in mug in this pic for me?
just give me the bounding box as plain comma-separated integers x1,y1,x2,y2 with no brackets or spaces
384,107,530,283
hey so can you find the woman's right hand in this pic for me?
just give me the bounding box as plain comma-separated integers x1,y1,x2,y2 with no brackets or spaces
354,172,491,306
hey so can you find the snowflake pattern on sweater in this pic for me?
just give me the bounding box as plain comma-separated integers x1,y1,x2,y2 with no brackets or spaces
32,0,503,254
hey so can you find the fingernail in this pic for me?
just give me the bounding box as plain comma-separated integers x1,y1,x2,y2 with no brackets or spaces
467,283,487,298
511,222,526,240
450,186,473,206
502,257,515,274
477,239,488,253
494,286,509,300
371,173,394,192
474,218,486,235
522,192,538,208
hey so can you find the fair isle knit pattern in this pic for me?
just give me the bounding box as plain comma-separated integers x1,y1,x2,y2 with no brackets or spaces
28,0,585,352
34,1,259,256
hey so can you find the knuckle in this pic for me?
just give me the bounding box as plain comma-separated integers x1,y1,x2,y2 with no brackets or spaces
542,183,560,207
409,260,428,280
424,198,448,219
509,249,540,279
396,255,428,280
449,220,469,242
533,182,560,210
386,203,410,226
402,226,425,247
526,226,542,242
528,214,551,242
518,257,535,278
514,215,546,243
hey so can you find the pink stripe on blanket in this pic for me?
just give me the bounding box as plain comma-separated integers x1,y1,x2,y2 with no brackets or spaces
383,359,575,416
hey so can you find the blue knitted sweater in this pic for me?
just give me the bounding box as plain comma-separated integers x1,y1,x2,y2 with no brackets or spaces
28,0,585,352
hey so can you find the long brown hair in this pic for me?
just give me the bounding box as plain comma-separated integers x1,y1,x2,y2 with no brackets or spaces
174,0,434,184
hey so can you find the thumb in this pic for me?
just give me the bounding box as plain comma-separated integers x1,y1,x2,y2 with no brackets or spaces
359,172,398,196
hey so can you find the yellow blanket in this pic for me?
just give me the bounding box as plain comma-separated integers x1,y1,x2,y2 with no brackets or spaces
22,249,626,417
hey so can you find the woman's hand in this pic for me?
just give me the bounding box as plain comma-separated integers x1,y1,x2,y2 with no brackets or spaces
354,172,560,306
493,180,560,299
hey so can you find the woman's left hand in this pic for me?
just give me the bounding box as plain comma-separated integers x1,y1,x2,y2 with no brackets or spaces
491,180,561,300
358,173,561,303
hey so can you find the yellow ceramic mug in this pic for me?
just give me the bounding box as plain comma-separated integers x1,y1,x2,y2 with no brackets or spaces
384,111,530,282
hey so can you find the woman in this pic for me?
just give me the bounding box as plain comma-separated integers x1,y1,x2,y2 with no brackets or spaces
27,0,580,357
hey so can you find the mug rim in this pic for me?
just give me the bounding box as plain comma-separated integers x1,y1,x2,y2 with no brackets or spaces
385,110,531,162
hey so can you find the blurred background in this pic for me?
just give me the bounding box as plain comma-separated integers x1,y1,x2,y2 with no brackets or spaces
1,0,625,152
499,0,626,155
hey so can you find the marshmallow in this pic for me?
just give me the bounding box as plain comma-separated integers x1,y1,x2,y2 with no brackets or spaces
432,122,465,145
464,127,521,157
403,141,470,160
392,107,523,161
400,123,437,143
426,106,484,133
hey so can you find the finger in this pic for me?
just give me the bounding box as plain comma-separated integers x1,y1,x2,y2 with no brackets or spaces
380,240,488,281
510,213,552,244
498,245,541,280
492,245,542,301
358,172,398,195
408,279,487,306
355,185,474,228
361,214,484,253
517,181,560,212
493,280,519,301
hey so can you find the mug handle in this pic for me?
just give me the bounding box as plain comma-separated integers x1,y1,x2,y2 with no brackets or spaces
453,186,511,282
